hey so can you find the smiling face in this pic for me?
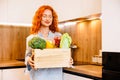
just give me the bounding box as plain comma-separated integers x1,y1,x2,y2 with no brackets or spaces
31,5,59,34
41,9,53,27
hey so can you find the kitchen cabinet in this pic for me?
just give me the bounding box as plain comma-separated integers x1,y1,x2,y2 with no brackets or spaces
64,73,93,80
0,0,101,23
1,68,30,80
52,0,101,21
0,0,7,23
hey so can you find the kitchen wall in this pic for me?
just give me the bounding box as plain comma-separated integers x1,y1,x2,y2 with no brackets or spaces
59,19,102,64
102,0,120,52
0,0,101,23
0,25,30,60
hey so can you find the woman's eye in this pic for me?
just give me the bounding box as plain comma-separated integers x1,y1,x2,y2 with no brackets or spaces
43,15,47,18
42,15,52,19
48,16,52,19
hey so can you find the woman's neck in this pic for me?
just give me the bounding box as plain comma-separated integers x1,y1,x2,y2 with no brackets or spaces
39,27,50,38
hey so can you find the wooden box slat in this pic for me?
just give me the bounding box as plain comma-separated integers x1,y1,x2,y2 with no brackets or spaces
34,48,71,68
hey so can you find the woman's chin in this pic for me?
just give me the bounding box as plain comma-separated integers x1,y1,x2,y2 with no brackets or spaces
42,24,51,27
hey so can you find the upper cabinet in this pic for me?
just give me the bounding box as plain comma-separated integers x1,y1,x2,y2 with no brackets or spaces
0,0,101,24
0,0,8,23
51,0,101,22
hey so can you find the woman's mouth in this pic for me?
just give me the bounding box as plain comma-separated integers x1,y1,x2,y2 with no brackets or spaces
45,21,50,24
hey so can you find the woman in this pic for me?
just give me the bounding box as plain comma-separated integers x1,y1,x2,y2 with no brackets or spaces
25,5,73,80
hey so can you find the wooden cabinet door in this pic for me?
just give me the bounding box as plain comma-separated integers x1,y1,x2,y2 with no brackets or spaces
2,68,30,80
64,73,93,80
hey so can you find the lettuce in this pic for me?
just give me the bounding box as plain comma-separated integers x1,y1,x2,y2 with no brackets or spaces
60,33,72,48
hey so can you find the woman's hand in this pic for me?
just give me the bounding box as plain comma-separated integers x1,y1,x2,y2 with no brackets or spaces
69,57,74,68
28,55,34,69
70,57,74,65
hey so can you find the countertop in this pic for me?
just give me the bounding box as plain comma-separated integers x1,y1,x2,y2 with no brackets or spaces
64,65,102,79
0,60,25,69
0,60,102,79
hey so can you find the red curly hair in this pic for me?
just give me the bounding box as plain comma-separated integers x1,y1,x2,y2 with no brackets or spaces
30,5,59,34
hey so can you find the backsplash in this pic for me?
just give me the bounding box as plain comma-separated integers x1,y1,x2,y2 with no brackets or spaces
0,25,30,60
59,19,102,65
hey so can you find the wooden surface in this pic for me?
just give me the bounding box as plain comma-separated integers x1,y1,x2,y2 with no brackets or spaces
34,49,71,68
59,19,102,64
0,60,102,79
64,65,102,78
0,60,102,78
0,60,25,68
0,25,30,60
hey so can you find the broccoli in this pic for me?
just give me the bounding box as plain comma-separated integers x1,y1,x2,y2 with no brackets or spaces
28,37,46,49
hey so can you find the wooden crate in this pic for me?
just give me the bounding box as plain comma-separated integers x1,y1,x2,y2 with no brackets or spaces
34,48,71,68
